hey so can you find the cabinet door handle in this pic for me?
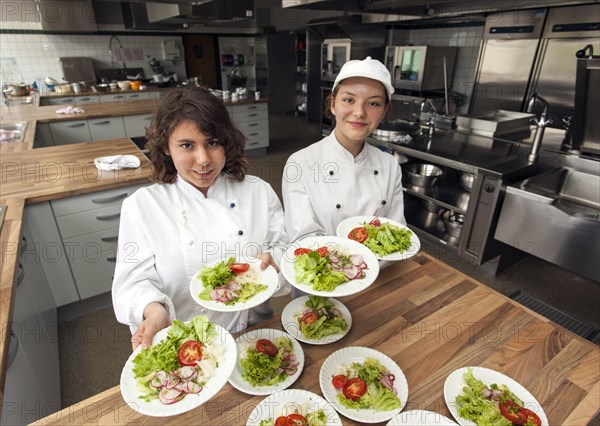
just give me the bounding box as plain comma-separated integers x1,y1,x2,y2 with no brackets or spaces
66,123,85,128
248,141,259,146
91,193,128,204
7,329,19,369
247,113,258,117
247,123,258,127
247,106,258,110
93,120,111,125
142,117,152,121
96,213,121,221
106,257,117,263
101,235,118,242
248,132,259,137
16,263,25,287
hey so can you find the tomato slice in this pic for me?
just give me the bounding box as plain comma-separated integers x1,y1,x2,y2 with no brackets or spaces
177,340,203,366
285,414,308,426
294,248,311,256
348,227,368,243
331,374,348,389
368,217,381,227
342,377,367,401
317,246,329,257
274,416,287,426
255,339,278,357
520,408,542,426
229,262,250,273
499,400,528,425
300,311,318,325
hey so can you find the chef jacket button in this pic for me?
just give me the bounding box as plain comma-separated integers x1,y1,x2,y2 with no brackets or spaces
238,230,243,235
329,170,334,175
374,170,379,175
230,202,236,208
336,204,341,209
381,200,387,205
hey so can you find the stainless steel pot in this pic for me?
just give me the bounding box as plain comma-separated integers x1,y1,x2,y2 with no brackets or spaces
458,171,475,192
441,210,464,238
405,163,444,187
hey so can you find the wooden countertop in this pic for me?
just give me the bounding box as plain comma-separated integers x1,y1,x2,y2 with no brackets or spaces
0,138,152,401
32,254,600,425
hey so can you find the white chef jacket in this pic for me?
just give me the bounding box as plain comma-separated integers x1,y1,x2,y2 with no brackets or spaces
282,132,406,242
112,174,288,334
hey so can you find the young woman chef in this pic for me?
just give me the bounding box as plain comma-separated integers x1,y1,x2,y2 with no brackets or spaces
112,86,287,350
282,56,406,246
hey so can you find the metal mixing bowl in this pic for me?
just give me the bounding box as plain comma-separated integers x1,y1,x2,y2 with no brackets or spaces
441,210,464,238
405,163,444,187
458,171,475,192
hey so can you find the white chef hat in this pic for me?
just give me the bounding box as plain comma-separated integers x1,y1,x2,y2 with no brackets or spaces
333,56,394,101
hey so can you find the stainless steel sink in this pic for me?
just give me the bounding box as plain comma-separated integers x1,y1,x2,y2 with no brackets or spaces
0,121,28,143
495,154,600,282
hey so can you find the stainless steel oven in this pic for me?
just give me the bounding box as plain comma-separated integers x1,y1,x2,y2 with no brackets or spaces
384,45,457,92
322,38,352,79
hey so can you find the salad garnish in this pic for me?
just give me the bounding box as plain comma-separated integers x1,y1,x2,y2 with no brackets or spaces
297,296,348,340
455,368,542,426
259,410,327,426
240,336,299,387
131,316,222,404
332,357,402,411
293,246,368,292
197,257,268,304
348,218,413,257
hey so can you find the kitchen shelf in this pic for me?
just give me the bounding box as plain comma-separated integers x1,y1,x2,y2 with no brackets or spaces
404,197,461,247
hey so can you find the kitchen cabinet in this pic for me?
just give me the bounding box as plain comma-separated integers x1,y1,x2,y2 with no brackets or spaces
88,117,126,141
49,120,92,145
1,222,61,425
230,103,269,151
123,113,153,138
24,183,148,306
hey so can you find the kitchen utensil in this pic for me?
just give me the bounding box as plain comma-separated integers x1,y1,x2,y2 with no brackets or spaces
441,210,464,239
422,199,442,214
92,84,108,93
71,82,82,93
117,81,130,90
54,84,72,94
404,163,444,187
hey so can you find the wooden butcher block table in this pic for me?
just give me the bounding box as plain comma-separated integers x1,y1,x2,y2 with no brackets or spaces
33,254,600,425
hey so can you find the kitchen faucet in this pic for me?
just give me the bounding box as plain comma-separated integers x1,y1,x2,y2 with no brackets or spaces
109,35,127,77
526,92,553,163
420,99,438,136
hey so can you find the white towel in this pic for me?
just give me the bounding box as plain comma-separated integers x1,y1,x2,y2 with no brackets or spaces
56,106,85,114
94,155,141,171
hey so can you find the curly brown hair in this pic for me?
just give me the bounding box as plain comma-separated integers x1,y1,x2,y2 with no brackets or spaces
145,86,249,183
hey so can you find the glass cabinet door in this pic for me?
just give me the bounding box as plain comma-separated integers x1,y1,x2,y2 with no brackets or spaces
400,48,423,81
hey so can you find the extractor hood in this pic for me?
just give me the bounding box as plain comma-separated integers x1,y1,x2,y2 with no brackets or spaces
307,15,385,45
283,0,598,21
146,0,254,25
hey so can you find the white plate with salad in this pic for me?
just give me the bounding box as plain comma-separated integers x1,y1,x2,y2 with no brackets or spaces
444,366,548,426
246,388,343,425
229,328,304,396
387,409,457,425
120,315,237,417
336,216,420,261
281,236,380,297
190,256,279,312
281,295,352,345
319,346,409,424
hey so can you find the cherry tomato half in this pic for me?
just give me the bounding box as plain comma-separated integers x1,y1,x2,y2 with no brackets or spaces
520,408,542,426
294,248,311,256
177,340,203,366
342,377,367,401
274,416,287,426
332,374,348,389
285,414,308,426
348,227,368,243
317,246,329,257
229,262,250,273
255,339,278,357
369,217,381,227
499,400,528,425
301,312,319,325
